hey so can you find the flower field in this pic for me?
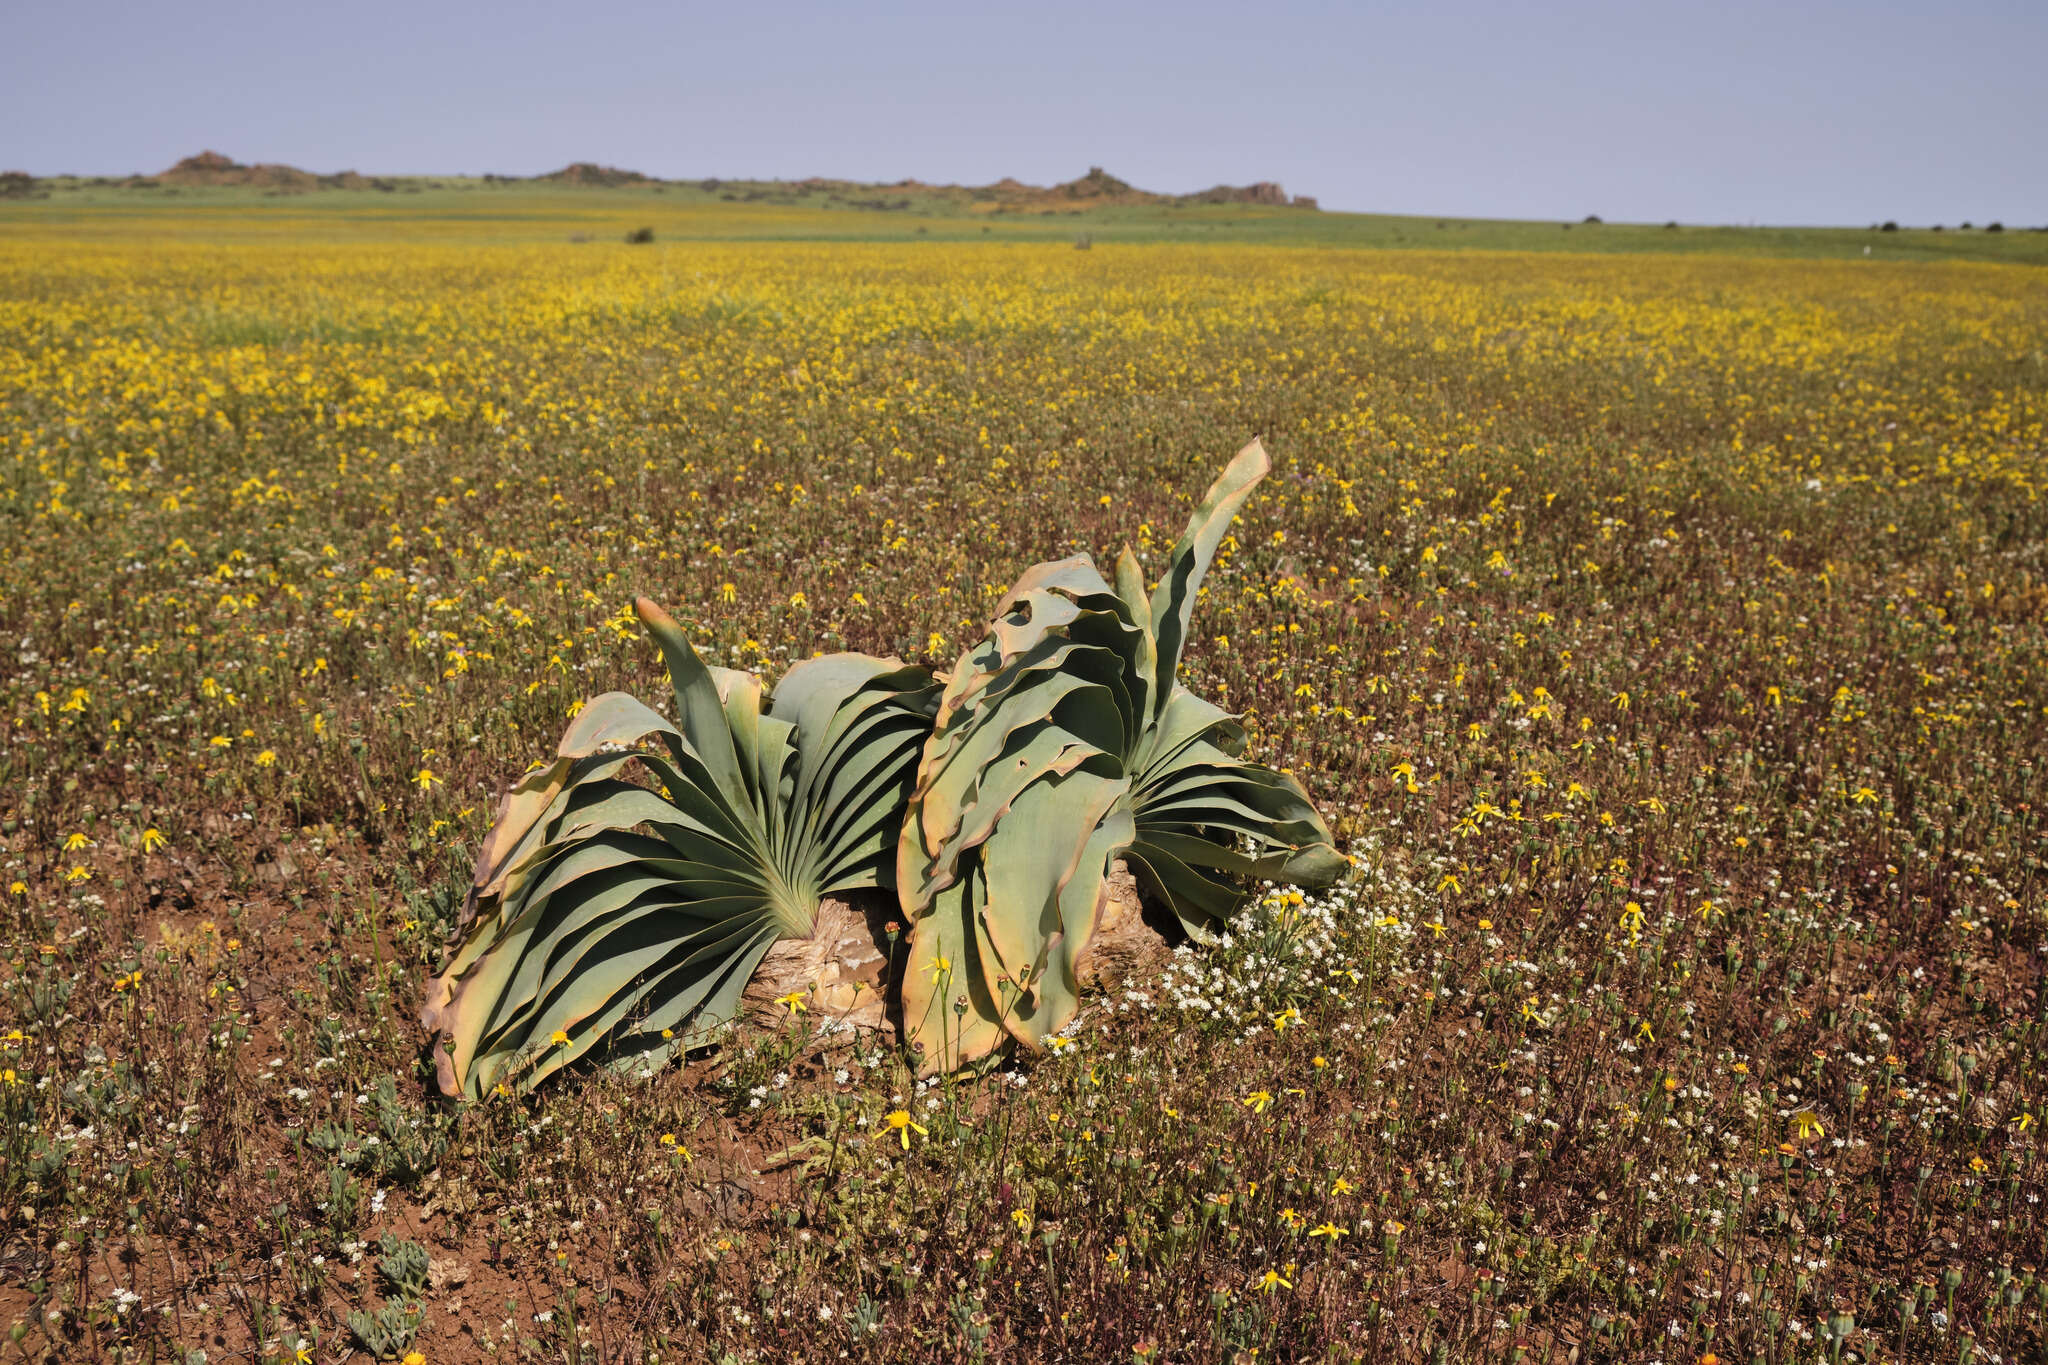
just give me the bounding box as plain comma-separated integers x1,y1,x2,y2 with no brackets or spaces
2,225,2045,1362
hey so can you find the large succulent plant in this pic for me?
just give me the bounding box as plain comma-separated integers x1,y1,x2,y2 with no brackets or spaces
897,439,1344,1071
419,598,938,1099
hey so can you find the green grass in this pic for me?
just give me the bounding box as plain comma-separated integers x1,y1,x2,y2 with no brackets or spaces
6,177,2046,263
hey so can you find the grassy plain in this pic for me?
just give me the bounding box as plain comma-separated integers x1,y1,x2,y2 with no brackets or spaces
9,179,2048,263
1,195,2045,1363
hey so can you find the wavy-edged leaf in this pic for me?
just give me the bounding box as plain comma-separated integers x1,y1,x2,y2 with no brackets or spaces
899,872,1011,1071
979,777,1131,1045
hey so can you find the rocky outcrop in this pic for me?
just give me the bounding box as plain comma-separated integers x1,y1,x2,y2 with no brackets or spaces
1184,181,1301,207
538,162,653,187
158,150,320,189
1055,166,1143,201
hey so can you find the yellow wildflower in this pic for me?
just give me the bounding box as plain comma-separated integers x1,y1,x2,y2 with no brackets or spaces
879,1109,928,1150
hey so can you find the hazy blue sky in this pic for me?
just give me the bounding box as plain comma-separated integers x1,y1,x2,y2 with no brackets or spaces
8,0,2042,225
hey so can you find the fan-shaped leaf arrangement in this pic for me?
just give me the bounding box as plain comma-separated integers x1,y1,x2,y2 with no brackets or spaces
897,439,1345,1072
419,598,939,1098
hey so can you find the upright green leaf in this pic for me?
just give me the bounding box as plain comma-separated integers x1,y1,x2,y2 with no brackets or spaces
1148,437,1270,714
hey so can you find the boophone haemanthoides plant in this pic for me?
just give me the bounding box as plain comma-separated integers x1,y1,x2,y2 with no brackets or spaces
896,439,1344,1071
419,599,937,1098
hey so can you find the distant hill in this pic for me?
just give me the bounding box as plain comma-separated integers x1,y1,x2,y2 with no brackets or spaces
708,166,1316,213
1038,166,1300,208
9,154,1319,209
158,150,312,188
801,166,1314,211
536,162,654,187
990,166,1306,209
149,150,389,192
